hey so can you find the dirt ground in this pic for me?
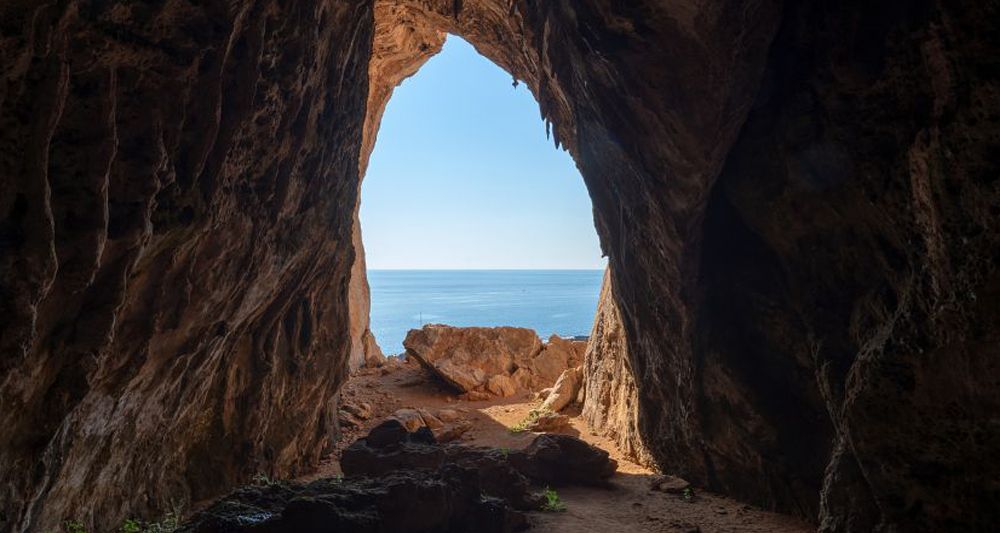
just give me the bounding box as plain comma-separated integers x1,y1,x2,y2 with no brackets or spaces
308,358,814,533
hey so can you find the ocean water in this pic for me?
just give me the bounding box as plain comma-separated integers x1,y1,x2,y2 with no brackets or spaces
367,270,605,356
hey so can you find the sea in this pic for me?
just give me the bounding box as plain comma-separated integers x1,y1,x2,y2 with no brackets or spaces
367,269,605,356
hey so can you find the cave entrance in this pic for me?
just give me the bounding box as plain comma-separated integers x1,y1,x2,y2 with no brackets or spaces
355,36,606,358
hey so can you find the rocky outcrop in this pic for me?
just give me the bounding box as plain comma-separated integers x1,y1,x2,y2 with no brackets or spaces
403,325,584,399
341,420,616,488
388,407,471,442
581,268,653,467
539,367,583,414
182,421,615,532
179,470,530,533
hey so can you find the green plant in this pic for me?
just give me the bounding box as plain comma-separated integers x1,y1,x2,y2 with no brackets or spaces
497,447,511,458
64,520,87,533
541,487,566,512
509,408,554,433
118,513,181,533
682,487,695,502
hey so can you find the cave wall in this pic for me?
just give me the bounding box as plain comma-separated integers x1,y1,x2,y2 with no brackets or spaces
367,2,1000,530
0,1,372,531
1,0,998,531
697,1,1000,530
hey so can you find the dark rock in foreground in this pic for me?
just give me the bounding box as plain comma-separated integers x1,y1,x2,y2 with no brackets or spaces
178,470,527,533
180,421,617,532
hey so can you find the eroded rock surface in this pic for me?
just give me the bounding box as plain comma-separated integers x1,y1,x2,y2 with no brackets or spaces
0,2,373,531
342,420,616,488
178,470,529,533
539,367,583,413
581,268,653,467
403,325,584,399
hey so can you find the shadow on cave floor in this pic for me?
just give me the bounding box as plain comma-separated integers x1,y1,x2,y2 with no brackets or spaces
294,359,813,533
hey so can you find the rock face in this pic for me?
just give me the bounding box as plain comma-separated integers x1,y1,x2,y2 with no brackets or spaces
687,4,1000,529
403,325,584,398
581,268,653,467
0,2,372,531
539,367,583,414
347,220,383,370
1,0,998,531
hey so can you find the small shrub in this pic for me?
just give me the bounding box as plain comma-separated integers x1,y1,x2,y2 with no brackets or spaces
682,487,695,502
509,408,553,433
541,487,566,512
121,519,141,533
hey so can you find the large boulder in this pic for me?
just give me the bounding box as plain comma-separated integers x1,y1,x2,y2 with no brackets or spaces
179,468,529,533
510,434,617,487
520,335,586,390
540,366,583,413
403,325,586,399
343,421,617,490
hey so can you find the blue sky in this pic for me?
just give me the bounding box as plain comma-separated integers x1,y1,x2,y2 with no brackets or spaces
360,37,605,270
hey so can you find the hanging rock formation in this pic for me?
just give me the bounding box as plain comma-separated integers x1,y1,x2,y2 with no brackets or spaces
1,0,997,532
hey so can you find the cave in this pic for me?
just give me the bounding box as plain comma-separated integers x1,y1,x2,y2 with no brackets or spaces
1,1,998,532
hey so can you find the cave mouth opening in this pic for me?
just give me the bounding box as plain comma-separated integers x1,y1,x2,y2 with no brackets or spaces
356,35,606,358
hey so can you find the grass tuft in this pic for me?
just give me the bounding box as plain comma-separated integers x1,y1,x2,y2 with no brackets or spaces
541,487,567,512
509,408,554,433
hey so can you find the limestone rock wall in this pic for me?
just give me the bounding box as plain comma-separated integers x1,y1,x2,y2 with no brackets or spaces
0,1,372,531
581,268,653,468
347,219,378,369
696,2,1000,529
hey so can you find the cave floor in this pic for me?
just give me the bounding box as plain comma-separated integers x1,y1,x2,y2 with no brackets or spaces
304,359,813,533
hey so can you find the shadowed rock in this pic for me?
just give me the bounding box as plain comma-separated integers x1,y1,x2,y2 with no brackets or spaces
178,468,529,533
343,421,617,494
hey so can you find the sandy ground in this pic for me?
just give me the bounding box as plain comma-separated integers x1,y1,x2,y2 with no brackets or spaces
307,359,814,533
